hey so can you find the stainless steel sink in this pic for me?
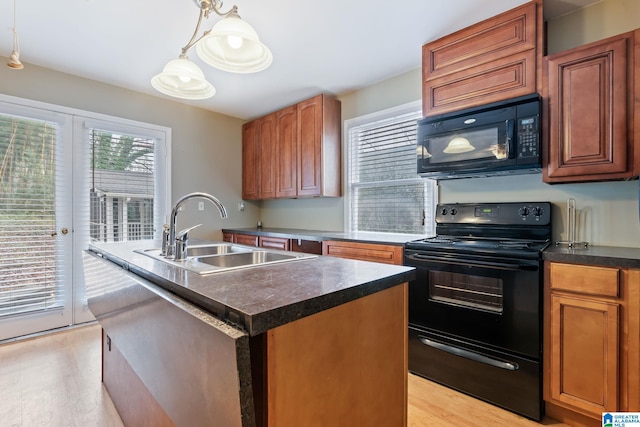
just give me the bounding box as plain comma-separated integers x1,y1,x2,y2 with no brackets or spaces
186,243,252,257
196,251,301,268
135,243,316,275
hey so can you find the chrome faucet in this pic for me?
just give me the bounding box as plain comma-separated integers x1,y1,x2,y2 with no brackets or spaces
164,192,228,260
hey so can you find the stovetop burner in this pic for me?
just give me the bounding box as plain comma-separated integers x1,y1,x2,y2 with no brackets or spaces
405,202,552,258
408,235,549,253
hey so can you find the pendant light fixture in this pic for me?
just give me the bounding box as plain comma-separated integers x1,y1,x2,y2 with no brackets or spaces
7,0,24,70
151,0,272,100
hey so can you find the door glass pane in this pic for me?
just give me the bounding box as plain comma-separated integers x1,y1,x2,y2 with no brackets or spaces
0,115,64,318
89,130,155,243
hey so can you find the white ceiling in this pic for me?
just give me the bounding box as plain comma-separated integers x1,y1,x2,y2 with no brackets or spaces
0,0,599,120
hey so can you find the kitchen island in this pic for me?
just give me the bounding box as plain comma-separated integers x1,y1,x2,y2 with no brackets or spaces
85,241,414,427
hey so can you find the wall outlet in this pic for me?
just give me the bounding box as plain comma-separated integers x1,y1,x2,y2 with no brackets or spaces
238,202,245,212
198,201,205,211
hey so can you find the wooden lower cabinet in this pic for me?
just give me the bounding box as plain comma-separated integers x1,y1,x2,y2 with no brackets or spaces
544,262,640,426
225,233,289,250
263,283,408,426
322,240,404,265
225,234,405,264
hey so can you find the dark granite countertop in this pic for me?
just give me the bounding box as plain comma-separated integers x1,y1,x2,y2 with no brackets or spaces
223,227,428,245
88,240,415,336
228,228,640,269
543,245,640,269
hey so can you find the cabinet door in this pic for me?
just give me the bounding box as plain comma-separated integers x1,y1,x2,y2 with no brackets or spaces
234,233,259,247
258,114,276,199
549,294,619,417
422,0,541,117
222,232,234,243
275,106,298,198
544,33,632,182
242,121,259,200
266,284,408,427
259,236,289,251
297,96,323,197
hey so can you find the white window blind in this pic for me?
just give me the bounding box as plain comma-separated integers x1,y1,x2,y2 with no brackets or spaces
346,103,437,235
0,114,64,317
89,129,156,242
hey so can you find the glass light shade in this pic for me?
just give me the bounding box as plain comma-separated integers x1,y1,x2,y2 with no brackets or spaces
151,57,216,100
195,15,272,73
7,50,23,70
444,137,475,153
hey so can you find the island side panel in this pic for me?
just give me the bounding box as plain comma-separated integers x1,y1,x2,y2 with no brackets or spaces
84,251,255,427
102,329,174,427
265,283,408,426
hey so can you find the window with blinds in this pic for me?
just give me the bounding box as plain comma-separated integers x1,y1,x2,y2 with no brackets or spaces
89,129,155,242
346,103,437,235
0,114,62,316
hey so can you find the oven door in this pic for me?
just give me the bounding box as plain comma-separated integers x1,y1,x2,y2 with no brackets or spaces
404,249,542,359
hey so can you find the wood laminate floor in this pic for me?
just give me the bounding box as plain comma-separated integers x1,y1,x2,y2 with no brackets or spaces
0,324,570,427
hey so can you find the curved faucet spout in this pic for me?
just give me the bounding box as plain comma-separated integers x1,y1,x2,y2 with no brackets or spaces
166,192,228,259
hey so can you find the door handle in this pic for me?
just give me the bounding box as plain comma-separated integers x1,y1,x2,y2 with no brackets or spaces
418,336,519,371
51,228,69,237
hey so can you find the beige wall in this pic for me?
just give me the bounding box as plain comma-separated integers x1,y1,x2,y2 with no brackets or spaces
260,0,640,247
0,60,258,240
546,0,640,54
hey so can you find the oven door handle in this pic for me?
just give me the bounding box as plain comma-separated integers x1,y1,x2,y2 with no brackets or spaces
405,253,537,271
418,336,519,371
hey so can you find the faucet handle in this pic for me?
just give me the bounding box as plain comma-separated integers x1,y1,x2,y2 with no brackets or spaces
176,224,202,242
174,224,202,261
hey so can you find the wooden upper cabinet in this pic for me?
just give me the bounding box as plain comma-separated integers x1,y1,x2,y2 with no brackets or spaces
258,113,276,199
422,0,542,117
241,120,259,200
242,94,341,200
276,106,298,198
297,95,341,197
242,114,276,200
543,30,638,183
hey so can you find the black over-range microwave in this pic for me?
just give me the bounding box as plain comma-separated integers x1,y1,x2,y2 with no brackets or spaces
416,94,541,179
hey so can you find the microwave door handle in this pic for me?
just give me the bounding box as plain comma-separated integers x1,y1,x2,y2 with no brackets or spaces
505,119,514,157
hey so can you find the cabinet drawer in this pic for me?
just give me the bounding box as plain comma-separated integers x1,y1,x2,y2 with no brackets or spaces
322,240,403,265
234,233,259,247
550,263,620,298
423,1,536,79
424,50,536,116
259,236,290,251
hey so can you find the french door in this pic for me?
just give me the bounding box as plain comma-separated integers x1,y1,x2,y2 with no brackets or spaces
0,97,170,341
0,103,76,341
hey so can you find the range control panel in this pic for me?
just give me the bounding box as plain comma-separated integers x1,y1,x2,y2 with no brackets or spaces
436,202,551,226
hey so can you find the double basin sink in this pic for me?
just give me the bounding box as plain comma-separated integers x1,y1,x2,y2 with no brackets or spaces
136,242,316,275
